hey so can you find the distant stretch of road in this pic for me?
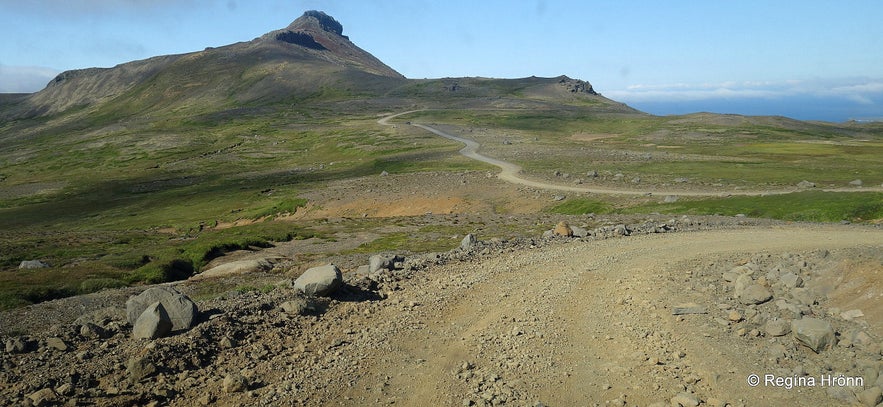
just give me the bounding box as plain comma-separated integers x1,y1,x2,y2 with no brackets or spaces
379,111,881,197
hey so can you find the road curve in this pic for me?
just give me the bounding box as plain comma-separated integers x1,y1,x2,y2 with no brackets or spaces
379,111,882,197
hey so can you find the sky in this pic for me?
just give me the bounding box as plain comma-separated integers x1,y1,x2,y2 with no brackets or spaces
2,0,882,122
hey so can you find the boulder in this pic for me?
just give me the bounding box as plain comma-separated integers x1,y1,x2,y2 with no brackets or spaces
126,287,198,331
293,264,342,296
193,258,272,280
18,260,49,269
460,234,478,250
791,317,835,353
553,221,573,237
850,179,863,187
133,302,173,339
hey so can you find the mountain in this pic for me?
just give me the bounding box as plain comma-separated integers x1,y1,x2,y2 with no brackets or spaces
4,11,405,119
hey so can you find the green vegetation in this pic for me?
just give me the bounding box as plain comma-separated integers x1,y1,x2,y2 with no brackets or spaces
626,191,883,223
547,198,613,215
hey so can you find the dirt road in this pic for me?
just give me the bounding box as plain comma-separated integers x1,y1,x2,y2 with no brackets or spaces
333,224,883,406
379,111,883,197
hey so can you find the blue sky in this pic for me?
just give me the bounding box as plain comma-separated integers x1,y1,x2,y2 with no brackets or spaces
2,0,882,121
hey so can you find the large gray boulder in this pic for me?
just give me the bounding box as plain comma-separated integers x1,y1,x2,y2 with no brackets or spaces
133,302,173,339
126,287,198,331
792,317,835,353
293,264,342,296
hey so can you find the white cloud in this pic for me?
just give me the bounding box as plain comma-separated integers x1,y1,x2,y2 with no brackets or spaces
0,65,60,93
607,78,883,104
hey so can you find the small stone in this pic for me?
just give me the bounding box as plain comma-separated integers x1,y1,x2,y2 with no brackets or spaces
5,337,29,354
223,373,248,393
79,323,108,339
18,260,50,269
280,297,311,315
672,303,706,315
840,309,864,321
857,386,882,407
779,272,803,288
727,310,743,322
670,392,700,406
705,397,726,407
127,356,157,381
220,336,236,349
27,388,57,406
570,226,589,238
46,337,68,351
797,180,816,189
738,284,772,305
765,318,792,337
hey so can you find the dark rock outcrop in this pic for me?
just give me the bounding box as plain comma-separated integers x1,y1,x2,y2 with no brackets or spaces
558,76,597,95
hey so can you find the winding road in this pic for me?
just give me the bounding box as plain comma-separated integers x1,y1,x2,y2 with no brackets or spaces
379,110,883,197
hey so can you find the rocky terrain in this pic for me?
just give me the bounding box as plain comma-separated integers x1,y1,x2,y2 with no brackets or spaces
2,216,882,407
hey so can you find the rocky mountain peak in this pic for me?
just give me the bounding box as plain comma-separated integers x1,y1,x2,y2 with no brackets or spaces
286,10,346,38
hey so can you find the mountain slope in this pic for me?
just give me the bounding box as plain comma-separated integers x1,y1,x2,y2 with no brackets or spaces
4,11,404,119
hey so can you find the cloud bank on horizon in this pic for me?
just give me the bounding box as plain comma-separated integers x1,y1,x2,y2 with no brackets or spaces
607,78,883,105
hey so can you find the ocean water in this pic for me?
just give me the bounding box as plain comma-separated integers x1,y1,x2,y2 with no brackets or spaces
625,95,883,123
